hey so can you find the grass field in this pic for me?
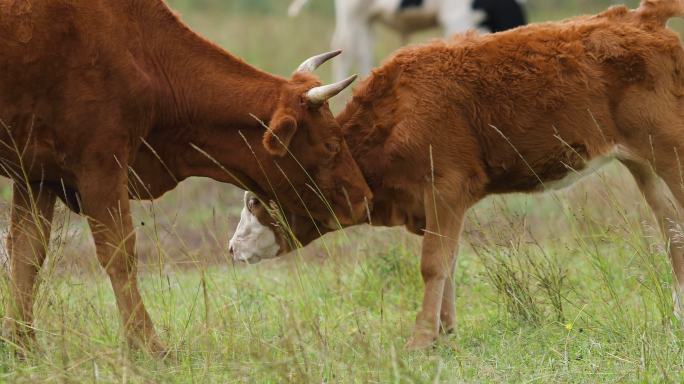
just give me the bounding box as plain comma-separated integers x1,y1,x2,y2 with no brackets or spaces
2,1,684,382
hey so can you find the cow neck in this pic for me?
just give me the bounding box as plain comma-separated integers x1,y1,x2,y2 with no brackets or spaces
338,68,407,227
141,2,288,190
338,82,397,193
146,13,286,127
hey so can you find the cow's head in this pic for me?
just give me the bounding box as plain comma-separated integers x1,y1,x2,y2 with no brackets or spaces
229,191,327,263
263,50,371,227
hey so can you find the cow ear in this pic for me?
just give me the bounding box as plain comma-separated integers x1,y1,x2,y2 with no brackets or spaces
263,114,298,157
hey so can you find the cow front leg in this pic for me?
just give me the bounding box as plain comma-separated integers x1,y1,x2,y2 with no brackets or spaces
439,260,457,334
78,170,166,355
3,182,56,351
331,14,374,81
406,186,468,350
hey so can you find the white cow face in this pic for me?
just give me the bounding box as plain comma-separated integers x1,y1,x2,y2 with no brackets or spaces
228,192,281,263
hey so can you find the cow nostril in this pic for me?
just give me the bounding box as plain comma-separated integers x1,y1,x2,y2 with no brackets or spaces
229,245,235,256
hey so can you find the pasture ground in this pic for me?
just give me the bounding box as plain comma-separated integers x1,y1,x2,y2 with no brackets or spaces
2,1,684,382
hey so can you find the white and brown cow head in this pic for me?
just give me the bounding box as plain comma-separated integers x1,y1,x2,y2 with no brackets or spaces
229,191,326,263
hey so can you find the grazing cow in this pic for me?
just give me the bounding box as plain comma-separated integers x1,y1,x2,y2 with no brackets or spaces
0,0,371,354
288,0,527,81
230,0,684,349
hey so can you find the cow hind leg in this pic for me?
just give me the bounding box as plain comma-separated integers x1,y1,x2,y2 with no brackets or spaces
3,182,56,352
78,169,166,355
650,154,684,319
620,157,684,320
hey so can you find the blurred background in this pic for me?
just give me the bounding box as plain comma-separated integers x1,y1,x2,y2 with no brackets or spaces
168,0,645,79
0,0,675,272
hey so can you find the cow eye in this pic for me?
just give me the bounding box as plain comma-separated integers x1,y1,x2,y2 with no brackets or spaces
325,141,340,154
247,198,260,213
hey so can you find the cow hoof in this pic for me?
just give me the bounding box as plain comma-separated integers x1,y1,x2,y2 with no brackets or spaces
127,333,170,359
146,338,172,359
157,347,177,361
404,333,437,351
2,319,35,358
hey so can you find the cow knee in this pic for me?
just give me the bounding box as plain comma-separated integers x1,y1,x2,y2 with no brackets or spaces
420,262,448,282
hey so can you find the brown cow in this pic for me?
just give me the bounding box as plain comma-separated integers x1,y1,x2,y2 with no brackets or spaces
229,0,684,349
0,0,371,354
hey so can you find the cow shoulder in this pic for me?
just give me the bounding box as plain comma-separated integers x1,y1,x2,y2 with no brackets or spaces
0,0,34,44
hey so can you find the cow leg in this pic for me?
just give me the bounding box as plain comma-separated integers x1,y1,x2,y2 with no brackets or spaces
78,170,166,354
406,186,468,350
3,182,55,349
331,13,373,81
620,158,684,320
650,158,684,320
439,260,457,334
355,22,375,78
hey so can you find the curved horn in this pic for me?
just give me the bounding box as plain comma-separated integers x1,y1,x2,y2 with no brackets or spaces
297,50,342,73
243,191,257,205
305,74,358,106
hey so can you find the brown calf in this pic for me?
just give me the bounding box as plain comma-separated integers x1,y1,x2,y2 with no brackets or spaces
230,0,684,349
0,0,371,354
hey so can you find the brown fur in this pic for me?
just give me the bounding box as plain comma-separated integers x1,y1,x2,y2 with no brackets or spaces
0,0,371,353
257,0,684,348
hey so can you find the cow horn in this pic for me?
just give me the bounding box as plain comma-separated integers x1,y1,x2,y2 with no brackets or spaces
305,74,358,106
297,50,342,73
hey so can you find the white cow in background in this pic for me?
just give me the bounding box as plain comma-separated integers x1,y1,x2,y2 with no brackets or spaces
289,0,527,81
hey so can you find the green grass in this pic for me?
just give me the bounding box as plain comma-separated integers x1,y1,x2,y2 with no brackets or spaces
2,1,684,382
3,166,684,382
2,216,684,382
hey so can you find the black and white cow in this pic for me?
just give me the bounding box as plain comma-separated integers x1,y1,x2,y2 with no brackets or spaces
288,0,527,81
